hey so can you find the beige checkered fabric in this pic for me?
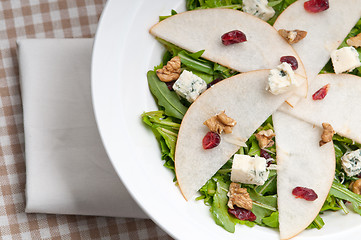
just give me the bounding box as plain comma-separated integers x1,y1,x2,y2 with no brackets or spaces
0,0,172,239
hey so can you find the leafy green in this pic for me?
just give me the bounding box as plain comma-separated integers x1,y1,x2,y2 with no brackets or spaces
156,38,183,57
262,211,279,228
147,71,188,119
255,171,277,195
197,178,217,205
320,195,341,212
159,9,178,21
186,0,242,10
142,111,180,170
248,189,277,226
330,181,361,215
178,50,214,75
210,178,235,233
307,215,325,230
248,136,261,157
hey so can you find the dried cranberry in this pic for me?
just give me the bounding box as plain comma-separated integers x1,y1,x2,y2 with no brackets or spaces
280,56,298,70
304,0,329,13
228,206,256,221
207,78,223,88
221,30,247,46
312,84,330,100
292,187,318,201
260,149,272,159
166,81,175,91
202,131,221,149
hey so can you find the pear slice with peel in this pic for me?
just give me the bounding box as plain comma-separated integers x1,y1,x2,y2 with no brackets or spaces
279,73,361,143
273,111,335,240
175,70,304,200
150,8,306,78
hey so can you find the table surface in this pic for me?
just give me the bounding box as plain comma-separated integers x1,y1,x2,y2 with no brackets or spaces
0,0,172,239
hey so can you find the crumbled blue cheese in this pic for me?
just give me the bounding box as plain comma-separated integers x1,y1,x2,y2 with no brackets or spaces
341,149,361,177
331,47,361,74
266,62,298,95
173,70,207,103
231,154,269,185
242,0,275,21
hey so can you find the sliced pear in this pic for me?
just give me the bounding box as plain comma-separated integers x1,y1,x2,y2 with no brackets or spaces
175,70,304,200
280,73,361,143
274,0,361,87
150,9,306,77
273,111,335,240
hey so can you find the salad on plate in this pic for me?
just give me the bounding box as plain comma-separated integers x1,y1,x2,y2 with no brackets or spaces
142,0,361,239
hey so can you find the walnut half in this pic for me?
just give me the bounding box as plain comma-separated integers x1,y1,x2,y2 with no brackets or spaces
278,29,307,44
227,183,253,210
347,33,361,48
319,122,335,146
255,129,275,149
204,111,237,134
350,179,361,195
156,56,181,82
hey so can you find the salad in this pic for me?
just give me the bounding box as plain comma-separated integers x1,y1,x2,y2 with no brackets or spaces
142,0,361,239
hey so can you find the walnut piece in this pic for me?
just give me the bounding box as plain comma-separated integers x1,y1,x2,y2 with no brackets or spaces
156,56,181,82
350,179,361,195
278,29,307,44
203,111,237,134
347,33,361,48
227,183,253,210
319,122,335,146
255,129,275,149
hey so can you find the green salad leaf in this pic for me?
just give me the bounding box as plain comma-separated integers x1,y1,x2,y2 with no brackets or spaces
307,215,325,230
330,181,361,215
186,0,242,10
255,171,277,195
262,211,279,228
248,189,277,225
159,9,178,21
147,71,188,119
142,111,180,170
210,178,235,233
178,50,214,75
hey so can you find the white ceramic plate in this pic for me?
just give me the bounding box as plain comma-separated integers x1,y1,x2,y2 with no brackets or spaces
91,0,361,239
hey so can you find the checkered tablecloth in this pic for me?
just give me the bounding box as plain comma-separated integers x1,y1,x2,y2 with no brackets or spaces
0,1,172,239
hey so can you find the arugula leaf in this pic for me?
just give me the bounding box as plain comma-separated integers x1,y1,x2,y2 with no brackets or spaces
268,0,283,7
255,171,277,195
248,137,261,156
159,9,178,21
186,0,242,10
197,178,217,205
307,215,325,230
262,211,279,228
147,71,188,119
210,179,235,233
214,63,238,79
248,189,277,226
156,38,183,57
178,50,214,75
142,111,180,170
320,195,341,212
330,181,361,215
